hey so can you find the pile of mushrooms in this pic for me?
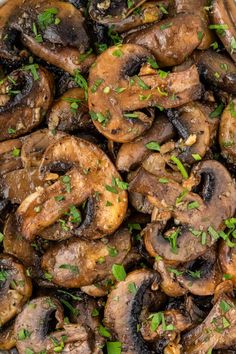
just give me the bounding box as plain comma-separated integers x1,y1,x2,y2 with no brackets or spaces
0,0,235,353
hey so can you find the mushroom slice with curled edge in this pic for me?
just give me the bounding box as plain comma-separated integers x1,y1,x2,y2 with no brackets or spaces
219,98,236,164
194,50,236,94
89,0,148,24
211,0,236,63
21,129,66,169
104,269,160,354
47,88,92,132
15,296,96,354
41,228,131,288
0,321,16,350
182,294,236,353
166,102,211,164
0,254,32,327
88,44,201,143
174,247,222,296
116,115,175,171
0,66,54,141
1,0,95,74
16,135,128,241
130,160,236,263
125,14,210,67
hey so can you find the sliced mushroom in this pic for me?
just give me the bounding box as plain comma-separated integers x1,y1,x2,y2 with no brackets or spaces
125,14,209,67
174,0,214,49
211,0,236,63
116,115,175,171
47,88,92,132
182,294,236,352
219,98,236,164
41,228,131,288
166,102,211,164
112,2,168,33
0,138,23,175
17,135,128,241
3,214,40,269
104,269,160,354
21,129,66,169
89,0,147,24
219,239,236,286
176,247,222,296
0,66,54,141
194,49,236,94
0,254,32,327
2,0,95,74
0,321,16,350
15,296,95,354
130,160,236,262
88,43,201,142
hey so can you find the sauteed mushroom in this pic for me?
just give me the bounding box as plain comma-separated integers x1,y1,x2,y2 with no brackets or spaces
125,14,210,67
130,160,236,262
47,88,92,132
182,293,236,352
211,0,236,63
17,135,127,240
0,254,32,327
41,228,131,287
89,43,201,142
116,115,175,171
0,321,16,350
0,0,95,74
15,296,96,354
0,66,54,141
104,269,160,353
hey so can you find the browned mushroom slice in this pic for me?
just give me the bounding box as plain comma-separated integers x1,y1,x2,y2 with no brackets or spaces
0,168,50,204
219,239,236,286
0,321,16,350
125,14,209,67
116,115,175,171
0,0,27,60
2,0,95,74
130,160,236,262
89,0,147,24
0,66,54,141
17,136,128,241
88,44,201,143
15,296,95,354
211,0,236,63
112,2,168,33
174,0,214,49
195,50,236,94
154,259,187,297
21,129,66,169
47,88,92,132
0,138,23,175
41,228,131,288
166,102,211,164
141,308,192,342
175,247,222,296
104,269,160,354
3,214,39,269
182,294,236,353
0,254,32,327
219,98,236,164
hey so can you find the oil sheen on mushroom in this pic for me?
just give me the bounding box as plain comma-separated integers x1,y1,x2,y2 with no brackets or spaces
88,44,201,142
